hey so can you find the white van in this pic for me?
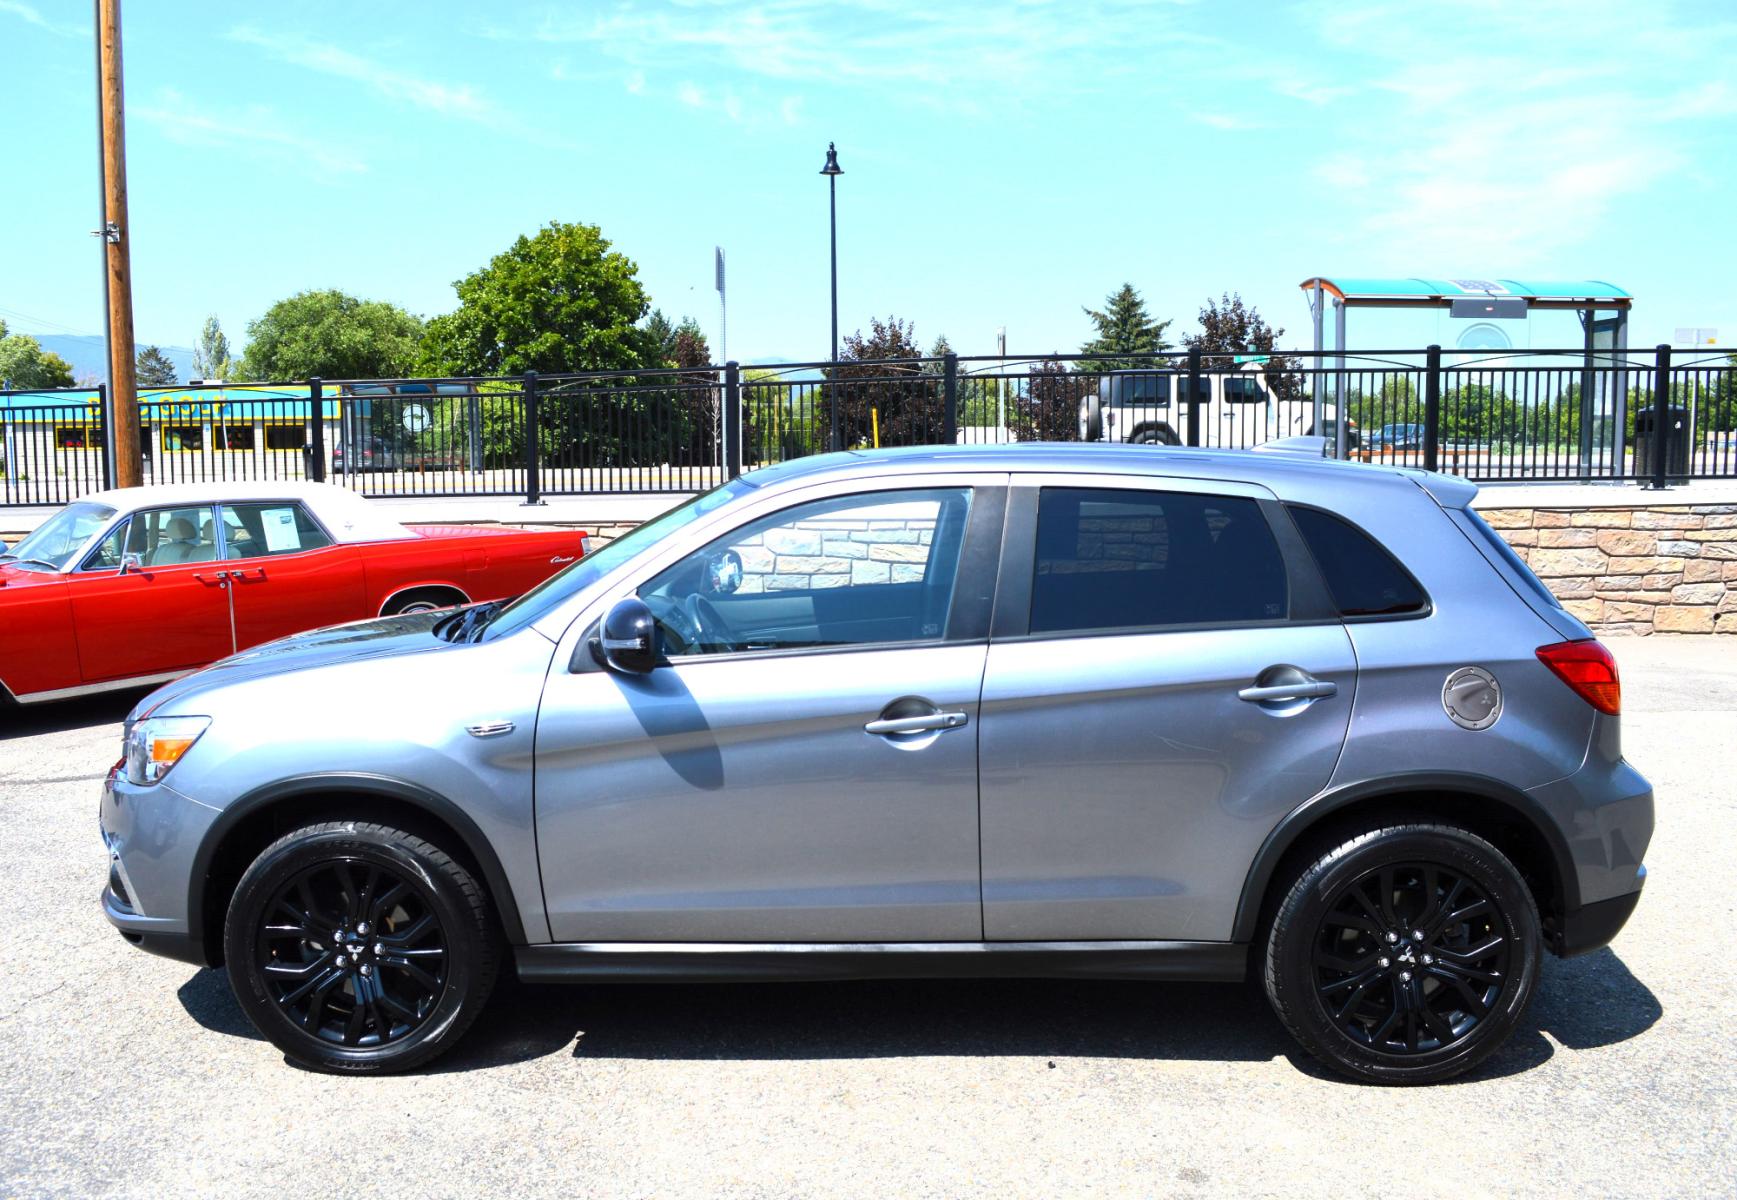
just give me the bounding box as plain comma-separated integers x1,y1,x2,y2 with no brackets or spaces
1077,366,1358,450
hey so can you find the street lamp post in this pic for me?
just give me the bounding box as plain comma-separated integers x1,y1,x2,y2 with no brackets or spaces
820,142,842,451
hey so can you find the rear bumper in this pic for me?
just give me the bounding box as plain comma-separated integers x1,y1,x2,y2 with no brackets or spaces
1557,866,1645,958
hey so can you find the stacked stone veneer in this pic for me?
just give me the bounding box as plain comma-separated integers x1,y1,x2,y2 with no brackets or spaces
1483,504,1737,635
731,514,937,592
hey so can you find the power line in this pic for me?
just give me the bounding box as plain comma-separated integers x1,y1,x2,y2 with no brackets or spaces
0,304,92,336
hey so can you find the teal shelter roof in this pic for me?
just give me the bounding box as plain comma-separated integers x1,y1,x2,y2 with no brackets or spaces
1299,277,1631,308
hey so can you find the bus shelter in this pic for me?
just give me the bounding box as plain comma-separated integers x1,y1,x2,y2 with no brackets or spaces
1297,277,1633,465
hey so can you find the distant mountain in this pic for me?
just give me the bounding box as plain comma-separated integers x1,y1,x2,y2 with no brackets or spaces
35,335,197,386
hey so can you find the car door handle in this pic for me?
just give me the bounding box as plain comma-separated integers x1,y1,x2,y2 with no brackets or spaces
1237,680,1337,703
864,711,969,735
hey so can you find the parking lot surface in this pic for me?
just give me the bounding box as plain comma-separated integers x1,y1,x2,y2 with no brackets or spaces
2,637,1733,1198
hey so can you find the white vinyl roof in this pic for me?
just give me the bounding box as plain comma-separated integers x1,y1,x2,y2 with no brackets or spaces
74,481,417,544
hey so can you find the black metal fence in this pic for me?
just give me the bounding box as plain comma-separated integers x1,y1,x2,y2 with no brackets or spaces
3,346,1732,507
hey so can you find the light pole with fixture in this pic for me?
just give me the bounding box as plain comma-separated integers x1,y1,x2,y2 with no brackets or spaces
820,142,842,450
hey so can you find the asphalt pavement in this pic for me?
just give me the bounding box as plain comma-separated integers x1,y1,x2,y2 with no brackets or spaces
2,637,1733,1198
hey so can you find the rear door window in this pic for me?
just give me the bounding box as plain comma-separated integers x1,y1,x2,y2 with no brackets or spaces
1029,488,1288,634
219,502,335,558
1286,505,1428,618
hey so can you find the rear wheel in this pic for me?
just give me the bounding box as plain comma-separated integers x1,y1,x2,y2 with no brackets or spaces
1131,426,1178,445
1263,824,1540,1084
223,821,499,1074
382,588,465,617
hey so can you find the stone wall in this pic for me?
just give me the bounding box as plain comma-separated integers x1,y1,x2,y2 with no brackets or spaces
732,515,936,592
1482,504,1737,634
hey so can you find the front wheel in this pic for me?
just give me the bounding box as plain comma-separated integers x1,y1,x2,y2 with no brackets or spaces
1263,824,1541,1084
223,821,500,1073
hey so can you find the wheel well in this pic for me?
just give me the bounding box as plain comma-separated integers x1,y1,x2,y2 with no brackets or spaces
379,584,469,617
196,789,518,966
1243,789,1568,954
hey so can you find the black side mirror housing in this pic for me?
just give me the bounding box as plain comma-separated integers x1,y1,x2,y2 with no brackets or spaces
593,597,661,674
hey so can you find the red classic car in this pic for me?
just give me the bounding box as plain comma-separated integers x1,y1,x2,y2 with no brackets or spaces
0,482,587,705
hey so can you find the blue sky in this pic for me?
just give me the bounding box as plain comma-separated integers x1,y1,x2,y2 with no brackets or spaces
3,0,1734,367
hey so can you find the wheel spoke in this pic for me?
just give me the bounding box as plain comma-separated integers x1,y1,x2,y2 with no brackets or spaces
1424,878,1467,937
369,881,409,923
378,912,436,948
1316,951,1381,974
1433,936,1505,965
380,953,441,993
280,962,344,1010
264,952,332,979
1319,964,1385,996
1418,991,1458,1044
1426,965,1490,1015
343,994,368,1045
1322,910,1383,936
1377,867,1399,926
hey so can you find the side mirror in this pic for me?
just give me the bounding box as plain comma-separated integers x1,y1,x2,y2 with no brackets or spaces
593,597,661,674
119,552,143,575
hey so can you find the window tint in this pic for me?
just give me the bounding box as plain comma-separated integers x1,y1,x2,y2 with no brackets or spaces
640,488,972,656
220,503,334,558
1287,505,1428,617
1030,489,1287,634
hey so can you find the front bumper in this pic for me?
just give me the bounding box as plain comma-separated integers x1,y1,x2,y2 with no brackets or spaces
98,766,219,965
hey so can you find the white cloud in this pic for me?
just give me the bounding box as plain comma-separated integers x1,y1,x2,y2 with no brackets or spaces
0,0,85,37
1289,1,1737,267
229,26,492,120
132,89,368,176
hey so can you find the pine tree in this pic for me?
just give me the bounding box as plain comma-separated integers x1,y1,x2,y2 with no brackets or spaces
135,345,178,387
1078,283,1172,371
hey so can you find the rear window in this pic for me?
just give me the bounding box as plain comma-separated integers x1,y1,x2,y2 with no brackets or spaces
1287,505,1429,618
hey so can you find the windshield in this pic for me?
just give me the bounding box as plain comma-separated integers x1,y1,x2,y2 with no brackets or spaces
1,501,117,571
482,478,756,639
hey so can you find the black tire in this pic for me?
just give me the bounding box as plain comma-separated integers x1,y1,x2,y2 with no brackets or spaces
1131,426,1178,446
1080,395,1103,441
1263,823,1541,1085
224,821,500,1074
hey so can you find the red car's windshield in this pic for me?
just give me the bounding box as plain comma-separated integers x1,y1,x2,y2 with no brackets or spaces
1,501,117,571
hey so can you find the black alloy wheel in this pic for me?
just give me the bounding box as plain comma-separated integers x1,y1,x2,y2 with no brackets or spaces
258,859,448,1048
1311,862,1511,1056
1263,824,1541,1085
225,821,499,1073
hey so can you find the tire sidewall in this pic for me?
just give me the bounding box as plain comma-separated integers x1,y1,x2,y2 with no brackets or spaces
1270,828,1542,1084
224,826,487,1073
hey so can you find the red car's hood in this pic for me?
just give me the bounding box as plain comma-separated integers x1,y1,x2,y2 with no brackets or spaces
0,563,64,589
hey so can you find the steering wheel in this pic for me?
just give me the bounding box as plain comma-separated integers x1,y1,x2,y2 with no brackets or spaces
683,593,736,654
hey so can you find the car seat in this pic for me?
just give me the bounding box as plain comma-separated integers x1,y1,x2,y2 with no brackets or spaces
147,517,205,565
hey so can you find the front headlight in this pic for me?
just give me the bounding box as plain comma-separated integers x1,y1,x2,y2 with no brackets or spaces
123,716,211,786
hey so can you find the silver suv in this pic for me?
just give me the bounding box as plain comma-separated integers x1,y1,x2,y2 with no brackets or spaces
100,444,1651,1083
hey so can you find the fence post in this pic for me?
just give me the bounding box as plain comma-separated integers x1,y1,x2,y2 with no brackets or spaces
523,370,541,505
942,352,959,447
1651,343,1671,490
723,361,742,480
96,382,113,489
1186,345,1202,447
1423,344,1441,473
307,378,326,483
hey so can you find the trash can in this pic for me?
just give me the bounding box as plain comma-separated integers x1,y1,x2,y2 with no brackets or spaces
1635,405,1691,483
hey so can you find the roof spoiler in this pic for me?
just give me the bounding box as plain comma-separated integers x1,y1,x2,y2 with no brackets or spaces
1252,436,1329,458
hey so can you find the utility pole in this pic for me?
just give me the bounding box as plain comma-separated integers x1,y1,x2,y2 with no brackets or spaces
97,0,142,486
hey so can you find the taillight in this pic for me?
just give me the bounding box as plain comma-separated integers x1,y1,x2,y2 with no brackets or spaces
1536,639,1621,715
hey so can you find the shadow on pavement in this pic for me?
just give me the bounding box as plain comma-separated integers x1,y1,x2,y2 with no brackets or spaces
175,943,1662,1081
0,689,146,741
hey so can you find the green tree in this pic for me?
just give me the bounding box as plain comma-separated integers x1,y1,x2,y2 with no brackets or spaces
239,289,423,380
419,221,654,377
1078,283,1172,371
643,309,677,363
0,321,76,389
192,315,232,381
1184,292,1303,402
135,345,178,387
